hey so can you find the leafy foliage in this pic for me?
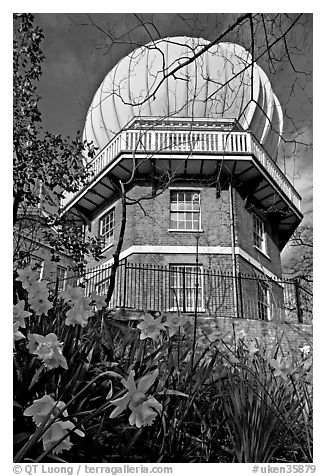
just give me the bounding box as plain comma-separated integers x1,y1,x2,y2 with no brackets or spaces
13,13,101,271
13,272,313,463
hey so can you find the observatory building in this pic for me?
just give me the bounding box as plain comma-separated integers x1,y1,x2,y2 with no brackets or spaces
62,37,303,320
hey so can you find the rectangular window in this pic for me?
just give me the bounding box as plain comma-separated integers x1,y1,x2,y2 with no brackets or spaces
257,280,270,320
170,190,201,231
169,264,204,312
99,208,115,247
30,256,44,281
253,214,267,254
57,266,67,292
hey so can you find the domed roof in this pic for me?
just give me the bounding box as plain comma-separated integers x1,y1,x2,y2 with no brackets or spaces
84,37,283,160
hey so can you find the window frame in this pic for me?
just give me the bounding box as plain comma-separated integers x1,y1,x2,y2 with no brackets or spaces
169,264,205,312
169,188,202,232
253,213,268,256
56,265,67,292
99,207,115,249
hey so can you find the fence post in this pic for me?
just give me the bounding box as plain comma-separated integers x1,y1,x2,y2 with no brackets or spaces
294,278,303,323
237,272,244,319
182,267,186,313
123,259,127,308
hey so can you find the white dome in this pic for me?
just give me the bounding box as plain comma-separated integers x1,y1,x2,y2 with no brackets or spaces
84,37,283,160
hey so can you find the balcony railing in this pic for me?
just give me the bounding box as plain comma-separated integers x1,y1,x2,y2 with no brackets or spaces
61,126,301,211
55,261,312,324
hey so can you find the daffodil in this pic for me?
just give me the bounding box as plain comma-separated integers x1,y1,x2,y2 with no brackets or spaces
163,313,189,337
28,333,68,370
13,300,31,328
41,420,84,454
28,280,50,298
13,322,25,343
29,292,53,316
65,303,94,327
91,291,107,310
15,266,40,290
137,313,165,341
129,396,162,428
60,286,85,307
110,369,161,427
269,355,291,380
24,395,84,454
23,394,67,426
247,340,259,355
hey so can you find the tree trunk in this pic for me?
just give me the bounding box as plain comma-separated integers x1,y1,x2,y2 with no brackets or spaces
105,180,126,306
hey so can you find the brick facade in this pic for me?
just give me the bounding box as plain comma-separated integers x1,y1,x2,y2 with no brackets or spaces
86,181,282,276
82,180,308,324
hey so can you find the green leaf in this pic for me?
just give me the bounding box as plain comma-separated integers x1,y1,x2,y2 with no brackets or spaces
13,432,30,445
158,390,189,398
28,364,44,391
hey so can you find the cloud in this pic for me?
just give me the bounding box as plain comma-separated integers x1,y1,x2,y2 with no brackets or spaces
279,127,313,222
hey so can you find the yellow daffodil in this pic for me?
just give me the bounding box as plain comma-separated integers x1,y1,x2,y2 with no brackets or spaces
110,369,161,427
23,394,67,426
129,396,162,428
247,340,259,356
91,291,107,310
13,300,31,328
137,313,165,341
29,294,53,316
13,322,25,343
269,355,292,380
163,313,189,337
41,420,84,454
65,302,94,327
16,266,40,290
27,333,68,370
24,395,84,454
28,280,50,298
60,285,85,307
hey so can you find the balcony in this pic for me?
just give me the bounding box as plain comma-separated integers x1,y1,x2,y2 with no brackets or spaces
61,118,302,246
62,118,301,210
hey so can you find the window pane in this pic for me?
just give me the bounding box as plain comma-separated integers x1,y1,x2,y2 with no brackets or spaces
99,209,115,246
169,265,203,311
253,215,266,252
178,220,185,229
170,190,201,231
57,266,67,292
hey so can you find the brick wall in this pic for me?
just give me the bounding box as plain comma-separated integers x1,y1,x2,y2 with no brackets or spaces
85,181,282,278
82,180,293,322
196,315,312,355
233,188,282,277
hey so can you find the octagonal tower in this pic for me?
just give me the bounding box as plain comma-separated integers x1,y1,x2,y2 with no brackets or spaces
62,37,302,320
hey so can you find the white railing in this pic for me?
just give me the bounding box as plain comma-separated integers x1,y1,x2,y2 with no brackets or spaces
61,128,301,211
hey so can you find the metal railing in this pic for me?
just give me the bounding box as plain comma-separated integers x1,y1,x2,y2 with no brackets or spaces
61,126,301,211
55,261,312,324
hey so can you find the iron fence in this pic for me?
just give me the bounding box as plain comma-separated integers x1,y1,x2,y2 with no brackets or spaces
54,261,312,324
